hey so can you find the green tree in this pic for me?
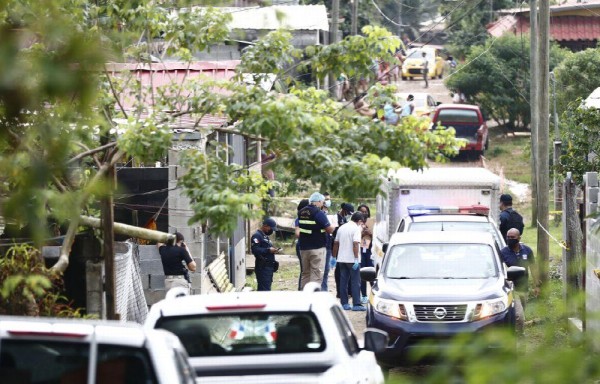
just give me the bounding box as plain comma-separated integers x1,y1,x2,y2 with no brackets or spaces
554,48,600,115
441,0,513,60
0,1,459,276
445,34,569,129
556,103,600,185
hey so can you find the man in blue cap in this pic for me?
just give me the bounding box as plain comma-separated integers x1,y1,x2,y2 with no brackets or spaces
251,217,280,291
298,192,334,289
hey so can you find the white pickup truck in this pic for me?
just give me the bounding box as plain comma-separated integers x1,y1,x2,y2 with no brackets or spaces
145,285,388,384
0,316,196,384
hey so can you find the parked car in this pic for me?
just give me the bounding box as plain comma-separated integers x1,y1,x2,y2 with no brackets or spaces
431,103,489,157
395,204,506,252
0,316,196,384
362,231,525,368
395,92,440,117
145,285,388,384
401,47,444,80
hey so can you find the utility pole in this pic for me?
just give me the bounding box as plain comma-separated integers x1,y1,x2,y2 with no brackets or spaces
538,0,550,289
529,0,539,229
397,0,403,37
352,0,359,36
101,163,117,320
551,71,562,211
330,0,340,98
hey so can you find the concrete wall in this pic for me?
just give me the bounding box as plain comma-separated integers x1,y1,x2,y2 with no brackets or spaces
585,172,600,345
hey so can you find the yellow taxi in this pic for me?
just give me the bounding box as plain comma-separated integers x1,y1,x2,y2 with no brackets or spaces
401,47,445,80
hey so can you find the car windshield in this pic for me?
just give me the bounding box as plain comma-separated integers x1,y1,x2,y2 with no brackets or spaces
384,243,498,279
406,49,433,60
409,221,504,247
155,312,325,356
437,109,480,123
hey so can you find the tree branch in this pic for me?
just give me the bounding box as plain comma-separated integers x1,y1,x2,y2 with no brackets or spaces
52,149,125,273
103,65,129,119
67,142,118,164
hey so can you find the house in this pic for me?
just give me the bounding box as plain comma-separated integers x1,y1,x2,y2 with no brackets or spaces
193,5,329,61
488,0,600,51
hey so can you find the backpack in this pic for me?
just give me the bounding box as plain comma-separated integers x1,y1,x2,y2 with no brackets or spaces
507,209,524,234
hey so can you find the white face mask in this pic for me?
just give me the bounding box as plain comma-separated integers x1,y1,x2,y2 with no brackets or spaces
325,200,331,208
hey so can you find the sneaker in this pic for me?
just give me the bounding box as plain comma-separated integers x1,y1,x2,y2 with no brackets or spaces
342,304,352,310
361,296,368,304
352,305,367,311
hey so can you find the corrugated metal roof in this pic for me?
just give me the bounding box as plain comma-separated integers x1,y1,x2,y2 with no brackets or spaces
488,15,600,41
499,0,600,15
107,61,240,127
221,5,328,31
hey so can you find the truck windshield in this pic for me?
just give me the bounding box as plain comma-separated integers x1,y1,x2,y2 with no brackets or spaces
155,312,325,356
385,243,498,279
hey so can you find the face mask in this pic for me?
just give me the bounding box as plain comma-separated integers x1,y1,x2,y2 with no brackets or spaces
265,229,274,236
325,200,332,208
507,238,519,248
345,214,352,221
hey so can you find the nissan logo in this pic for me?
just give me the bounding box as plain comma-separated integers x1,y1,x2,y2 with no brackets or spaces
433,307,447,319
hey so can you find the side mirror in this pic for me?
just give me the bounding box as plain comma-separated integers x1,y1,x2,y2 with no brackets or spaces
360,267,377,282
382,243,389,254
363,328,389,353
436,101,442,106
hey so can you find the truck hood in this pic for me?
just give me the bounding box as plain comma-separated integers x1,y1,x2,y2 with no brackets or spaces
378,277,503,302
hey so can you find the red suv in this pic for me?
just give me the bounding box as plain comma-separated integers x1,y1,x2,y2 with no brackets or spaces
431,104,489,157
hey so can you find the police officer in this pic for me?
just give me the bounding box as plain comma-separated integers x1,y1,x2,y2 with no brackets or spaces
500,228,538,335
499,193,524,241
298,192,334,289
251,217,279,291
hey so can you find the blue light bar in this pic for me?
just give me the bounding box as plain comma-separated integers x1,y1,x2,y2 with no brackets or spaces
407,205,442,216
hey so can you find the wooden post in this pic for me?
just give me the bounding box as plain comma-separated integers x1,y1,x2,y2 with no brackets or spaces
352,0,359,36
529,0,539,228
330,0,339,98
101,164,117,320
537,0,550,289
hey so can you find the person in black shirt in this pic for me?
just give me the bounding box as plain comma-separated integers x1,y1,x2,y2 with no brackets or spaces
158,232,196,293
251,217,279,291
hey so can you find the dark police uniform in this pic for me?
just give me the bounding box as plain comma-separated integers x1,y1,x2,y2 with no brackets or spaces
499,207,524,240
251,229,276,291
500,242,534,334
298,205,330,250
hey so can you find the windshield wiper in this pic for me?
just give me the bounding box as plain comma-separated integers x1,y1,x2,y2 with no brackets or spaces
389,276,412,279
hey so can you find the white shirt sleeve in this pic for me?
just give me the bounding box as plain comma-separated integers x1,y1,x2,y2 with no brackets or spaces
353,226,362,244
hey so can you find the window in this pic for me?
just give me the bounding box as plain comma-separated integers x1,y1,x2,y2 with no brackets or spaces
96,344,158,384
437,109,480,123
0,341,158,384
330,306,359,356
155,312,326,356
0,339,90,384
409,221,502,247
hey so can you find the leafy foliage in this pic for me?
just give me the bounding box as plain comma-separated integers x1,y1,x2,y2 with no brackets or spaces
554,48,600,115
0,1,461,244
445,34,569,129
0,245,85,317
442,0,513,60
556,103,600,184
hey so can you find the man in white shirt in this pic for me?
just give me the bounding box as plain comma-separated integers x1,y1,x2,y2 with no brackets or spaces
332,212,366,311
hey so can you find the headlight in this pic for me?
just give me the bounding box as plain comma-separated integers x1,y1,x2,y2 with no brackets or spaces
372,296,407,320
473,296,509,320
